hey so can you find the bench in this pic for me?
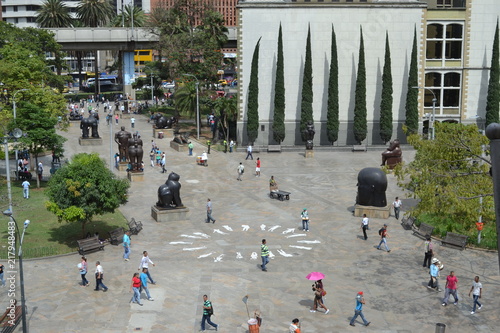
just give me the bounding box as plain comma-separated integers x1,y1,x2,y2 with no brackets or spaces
15,171,32,181
0,302,22,333
108,227,125,245
77,236,104,255
441,232,468,250
412,222,435,239
128,218,143,235
352,145,367,152
270,190,291,201
401,216,415,231
267,145,282,152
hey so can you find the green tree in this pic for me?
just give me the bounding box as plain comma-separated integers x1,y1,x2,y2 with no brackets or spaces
405,27,419,134
111,4,146,27
247,38,261,144
174,80,198,119
36,0,73,28
485,20,500,127
353,27,367,144
379,32,393,144
300,26,314,142
214,95,238,142
272,23,286,144
46,153,130,237
76,0,114,28
326,25,339,144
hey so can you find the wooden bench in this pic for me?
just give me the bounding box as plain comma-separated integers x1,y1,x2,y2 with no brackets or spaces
0,302,22,333
270,190,291,201
128,218,143,235
77,236,104,255
441,232,468,250
352,145,367,152
412,222,435,239
108,227,125,245
401,216,415,231
267,145,282,152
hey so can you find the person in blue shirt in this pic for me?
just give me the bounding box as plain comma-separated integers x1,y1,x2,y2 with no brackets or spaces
140,268,154,301
427,258,442,291
123,230,131,261
349,291,370,327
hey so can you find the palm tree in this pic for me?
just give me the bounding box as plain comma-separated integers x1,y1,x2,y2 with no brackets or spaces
175,81,198,119
214,96,238,142
76,0,114,28
111,4,146,28
36,0,73,28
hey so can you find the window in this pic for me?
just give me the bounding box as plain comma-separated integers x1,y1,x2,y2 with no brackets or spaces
426,22,463,60
13,6,18,12
424,71,461,114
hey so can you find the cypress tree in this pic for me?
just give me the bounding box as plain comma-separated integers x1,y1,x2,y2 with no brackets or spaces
326,25,339,144
247,37,261,144
379,31,393,144
485,20,499,127
405,27,419,134
300,25,314,142
272,23,286,144
353,26,367,145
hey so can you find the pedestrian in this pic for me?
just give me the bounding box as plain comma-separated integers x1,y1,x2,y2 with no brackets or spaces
360,214,369,240
261,239,269,272
131,116,135,128
161,153,167,173
115,114,119,124
201,151,208,167
237,162,244,181
392,196,402,220
79,256,89,287
469,276,483,314
349,291,370,327
138,251,156,284
223,140,228,153
289,318,301,333
229,139,234,153
155,149,161,166
423,236,433,268
130,272,143,306
207,140,211,154
255,157,261,177
0,263,5,287
149,149,155,167
151,140,156,150
428,258,442,292
301,208,310,232
201,294,218,331
246,145,253,160
140,268,154,301
37,162,43,181
123,230,131,261
442,271,459,306
94,261,108,292
21,179,30,199
188,141,194,156
376,224,391,252
206,198,216,223
269,175,277,189
310,283,329,314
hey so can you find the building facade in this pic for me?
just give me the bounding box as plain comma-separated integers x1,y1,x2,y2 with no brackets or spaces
236,0,499,147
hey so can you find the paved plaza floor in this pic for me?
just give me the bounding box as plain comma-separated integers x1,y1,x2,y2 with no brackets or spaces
1,111,500,333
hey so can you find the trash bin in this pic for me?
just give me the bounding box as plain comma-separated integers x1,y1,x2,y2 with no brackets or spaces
248,318,259,333
435,323,446,333
158,132,164,139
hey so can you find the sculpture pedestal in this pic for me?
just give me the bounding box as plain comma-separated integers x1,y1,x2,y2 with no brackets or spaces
127,171,144,181
153,128,172,139
79,137,103,146
117,162,128,171
151,206,190,222
305,150,314,158
170,141,187,152
354,204,390,219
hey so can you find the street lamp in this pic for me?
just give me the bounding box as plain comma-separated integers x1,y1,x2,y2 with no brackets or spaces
3,128,23,215
182,74,200,140
150,73,154,105
2,209,29,333
13,89,28,172
413,86,437,140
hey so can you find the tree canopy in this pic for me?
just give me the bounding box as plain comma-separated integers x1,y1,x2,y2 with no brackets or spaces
353,27,367,144
272,23,286,144
36,0,74,28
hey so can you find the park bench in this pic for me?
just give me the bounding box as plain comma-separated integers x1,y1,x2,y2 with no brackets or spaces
15,171,32,181
77,236,104,255
108,227,125,245
267,145,282,153
270,190,291,201
128,218,143,235
412,222,435,239
352,145,367,152
0,301,22,333
401,216,415,231
441,232,468,250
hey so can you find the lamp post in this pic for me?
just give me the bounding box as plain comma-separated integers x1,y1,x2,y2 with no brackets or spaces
413,86,437,140
2,209,29,333
182,74,200,140
151,73,154,105
13,89,28,171
3,128,23,216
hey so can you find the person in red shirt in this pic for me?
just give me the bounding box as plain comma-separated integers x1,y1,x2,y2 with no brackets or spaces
442,271,459,306
255,158,261,177
130,273,143,306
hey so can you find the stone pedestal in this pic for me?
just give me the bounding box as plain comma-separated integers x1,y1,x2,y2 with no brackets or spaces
354,204,390,219
79,137,103,146
151,206,190,222
117,162,128,171
127,171,144,181
305,150,314,158
153,128,172,139
170,141,187,152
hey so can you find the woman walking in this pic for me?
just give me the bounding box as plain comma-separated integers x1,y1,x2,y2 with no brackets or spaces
130,273,143,306
79,257,89,287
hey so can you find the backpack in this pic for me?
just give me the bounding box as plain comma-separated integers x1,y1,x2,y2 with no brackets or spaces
207,302,214,315
378,228,385,236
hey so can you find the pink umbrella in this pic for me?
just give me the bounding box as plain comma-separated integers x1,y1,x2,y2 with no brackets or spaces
306,272,325,281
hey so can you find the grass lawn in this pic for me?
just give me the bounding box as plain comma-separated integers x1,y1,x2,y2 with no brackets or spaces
0,179,128,259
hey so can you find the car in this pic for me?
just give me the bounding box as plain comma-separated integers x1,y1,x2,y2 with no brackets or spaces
163,81,175,89
218,79,227,86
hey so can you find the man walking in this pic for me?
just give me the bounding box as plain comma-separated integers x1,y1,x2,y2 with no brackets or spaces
255,158,261,177
161,153,167,173
123,230,131,261
289,318,301,333
349,291,370,327
245,145,253,160
94,261,108,292
140,268,154,301
301,208,310,232
237,162,244,181
22,179,30,199
201,294,218,331
188,142,194,156
360,214,369,240
131,116,135,128
376,224,390,252
37,162,44,181
428,258,442,291
261,239,269,272
138,251,156,284
469,276,483,314
392,196,402,220
206,198,216,223
423,236,433,268
442,271,459,306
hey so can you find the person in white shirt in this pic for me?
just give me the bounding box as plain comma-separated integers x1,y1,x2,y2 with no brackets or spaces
360,214,369,240
201,152,208,166
392,197,402,220
22,180,30,199
138,251,156,284
469,276,483,314
94,261,108,292
237,162,244,181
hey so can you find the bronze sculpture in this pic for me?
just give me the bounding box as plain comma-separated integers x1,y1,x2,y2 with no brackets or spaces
115,126,132,162
127,133,144,172
153,114,177,129
381,139,402,169
303,121,315,150
80,113,99,138
156,172,184,209
356,167,388,207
